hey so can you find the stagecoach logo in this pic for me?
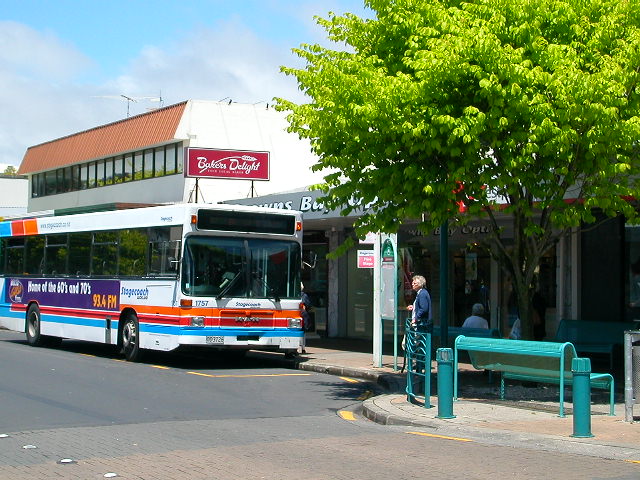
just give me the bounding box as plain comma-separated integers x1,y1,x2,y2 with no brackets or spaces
8,279,23,303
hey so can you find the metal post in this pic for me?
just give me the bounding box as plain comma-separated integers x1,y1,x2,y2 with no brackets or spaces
624,330,640,423
439,220,449,348
571,357,594,438
436,348,455,419
625,331,634,423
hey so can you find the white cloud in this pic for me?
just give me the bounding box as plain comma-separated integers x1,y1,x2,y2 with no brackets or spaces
0,21,94,81
109,21,307,107
0,18,312,168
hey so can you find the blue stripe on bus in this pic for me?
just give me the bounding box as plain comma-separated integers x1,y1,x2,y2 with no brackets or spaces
0,222,11,237
31,314,303,338
142,324,304,337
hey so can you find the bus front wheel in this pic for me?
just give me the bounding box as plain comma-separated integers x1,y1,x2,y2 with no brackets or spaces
121,313,142,362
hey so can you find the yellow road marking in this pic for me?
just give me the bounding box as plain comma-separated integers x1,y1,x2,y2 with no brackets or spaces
80,354,96,358
339,410,357,421
625,460,640,464
186,372,311,378
151,365,170,370
357,390,373,401
406,431,473,443
340,376,360,383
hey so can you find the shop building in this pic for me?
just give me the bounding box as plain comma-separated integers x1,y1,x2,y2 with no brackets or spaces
228,189,639,352
18,100,322,212
14,99,639,357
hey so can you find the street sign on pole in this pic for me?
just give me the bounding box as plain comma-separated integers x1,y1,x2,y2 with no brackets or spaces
373,233,398,369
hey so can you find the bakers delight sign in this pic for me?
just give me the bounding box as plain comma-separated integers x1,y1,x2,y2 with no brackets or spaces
185,148,270,180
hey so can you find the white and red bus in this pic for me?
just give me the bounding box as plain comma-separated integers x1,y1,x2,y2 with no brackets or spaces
0,203,304,361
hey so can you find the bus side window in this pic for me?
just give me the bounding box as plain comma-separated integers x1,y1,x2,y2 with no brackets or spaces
69,232,91,276
25,236,45,275
6,238,26,275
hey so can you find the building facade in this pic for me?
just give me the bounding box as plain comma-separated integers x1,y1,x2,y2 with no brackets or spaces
14,100,639,362
19,100,322,211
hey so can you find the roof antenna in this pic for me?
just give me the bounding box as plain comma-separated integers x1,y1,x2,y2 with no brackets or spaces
121,95,137,117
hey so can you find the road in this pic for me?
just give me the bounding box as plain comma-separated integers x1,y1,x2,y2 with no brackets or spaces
0,329,638,480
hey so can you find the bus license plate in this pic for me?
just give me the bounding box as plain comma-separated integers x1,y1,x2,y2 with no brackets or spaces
206,336,224,345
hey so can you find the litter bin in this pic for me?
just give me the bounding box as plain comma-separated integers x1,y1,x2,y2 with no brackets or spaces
624,330,640,422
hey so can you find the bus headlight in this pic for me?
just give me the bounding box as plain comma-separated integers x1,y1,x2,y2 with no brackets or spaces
288,318,302,329
190,316,205,327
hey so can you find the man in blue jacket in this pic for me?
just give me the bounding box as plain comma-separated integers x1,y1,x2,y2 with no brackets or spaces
405,274,432,392
408,275,432,333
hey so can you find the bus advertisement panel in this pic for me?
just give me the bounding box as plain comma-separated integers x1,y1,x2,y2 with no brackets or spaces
0,204,304,361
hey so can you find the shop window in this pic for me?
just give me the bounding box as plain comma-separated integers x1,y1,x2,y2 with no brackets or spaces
79,164,88,190
45,170,57,195
144,149,154,178
165,144,176,174
124,153,134,182
133,151,143,180
176,144,183,173
104,158,114,185
114,156,124,183
155,146,166,176
71,165,80,190
31,174,40,198
95,160,105,187
87,162,97,188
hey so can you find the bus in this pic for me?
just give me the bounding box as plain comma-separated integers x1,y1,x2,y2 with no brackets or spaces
0,203,305,361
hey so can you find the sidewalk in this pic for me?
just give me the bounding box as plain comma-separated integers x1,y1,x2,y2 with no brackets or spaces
249,337,640,462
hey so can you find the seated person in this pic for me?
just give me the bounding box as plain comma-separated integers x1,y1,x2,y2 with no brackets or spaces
461,303,489,329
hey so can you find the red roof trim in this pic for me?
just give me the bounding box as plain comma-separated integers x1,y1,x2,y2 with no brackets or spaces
18,101,188,175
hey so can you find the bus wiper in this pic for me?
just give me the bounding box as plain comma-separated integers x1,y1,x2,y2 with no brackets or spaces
216,270,243,299
252,272,280,302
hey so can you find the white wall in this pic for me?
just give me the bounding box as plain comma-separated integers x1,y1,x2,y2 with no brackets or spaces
0,176,28,218
178,100,323,203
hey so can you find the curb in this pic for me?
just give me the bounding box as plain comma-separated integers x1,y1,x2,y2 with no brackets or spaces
361,397,436,427
297,361,407,393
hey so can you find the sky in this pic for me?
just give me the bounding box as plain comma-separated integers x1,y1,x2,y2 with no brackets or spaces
0,0,370,170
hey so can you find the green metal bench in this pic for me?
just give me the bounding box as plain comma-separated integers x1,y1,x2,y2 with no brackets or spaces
453,336,615,417
554,319,636,370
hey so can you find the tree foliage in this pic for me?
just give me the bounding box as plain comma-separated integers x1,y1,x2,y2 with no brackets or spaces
277,0,640,338
2,165,17,176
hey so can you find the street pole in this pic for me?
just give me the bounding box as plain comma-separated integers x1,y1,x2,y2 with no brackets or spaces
440,220,449,348
373,234,382,367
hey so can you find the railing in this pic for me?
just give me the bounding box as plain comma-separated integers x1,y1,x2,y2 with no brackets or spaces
404,318,432,408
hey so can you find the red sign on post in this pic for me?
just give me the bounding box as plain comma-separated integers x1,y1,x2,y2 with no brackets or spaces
185,148,270,180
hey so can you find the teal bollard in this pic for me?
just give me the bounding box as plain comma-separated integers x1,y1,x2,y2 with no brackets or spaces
571,357,594,438
436,348,456,419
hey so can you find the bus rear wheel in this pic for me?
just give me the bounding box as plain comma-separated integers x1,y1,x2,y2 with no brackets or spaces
26,304,62,348
26,304,44,346
121,313,142,362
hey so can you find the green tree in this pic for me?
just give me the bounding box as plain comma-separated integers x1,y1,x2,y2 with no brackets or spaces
2,165,17,176
278,0,640,339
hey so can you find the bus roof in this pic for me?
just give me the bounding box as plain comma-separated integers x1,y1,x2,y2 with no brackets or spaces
0,203,301,237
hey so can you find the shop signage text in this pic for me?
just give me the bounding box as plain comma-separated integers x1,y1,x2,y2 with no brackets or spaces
185,148,269,180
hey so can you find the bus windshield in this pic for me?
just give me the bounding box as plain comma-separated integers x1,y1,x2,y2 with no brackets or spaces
182,235,301,300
